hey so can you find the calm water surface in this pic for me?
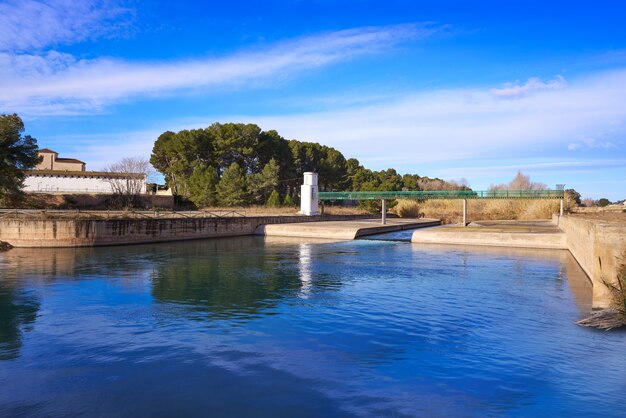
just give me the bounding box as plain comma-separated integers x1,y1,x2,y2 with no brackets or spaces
1,236,625,417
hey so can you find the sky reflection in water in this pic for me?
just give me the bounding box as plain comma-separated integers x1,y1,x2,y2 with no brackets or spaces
0,236,625,417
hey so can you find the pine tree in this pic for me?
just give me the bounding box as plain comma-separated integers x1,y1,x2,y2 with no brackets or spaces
266,190,281,207
0,114,39,204
188,165,217,208
216,162,249,206
283,194,295,207
248,158,280,204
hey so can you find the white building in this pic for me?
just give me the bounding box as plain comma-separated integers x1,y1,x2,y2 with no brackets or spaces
23,149,146,194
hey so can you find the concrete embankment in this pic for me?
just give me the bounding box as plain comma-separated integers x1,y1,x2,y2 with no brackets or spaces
411,220,567,249
0,214,375,248
256,218,441,240
556,214,626,309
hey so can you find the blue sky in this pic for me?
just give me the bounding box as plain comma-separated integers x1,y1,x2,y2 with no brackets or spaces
1,0,625,200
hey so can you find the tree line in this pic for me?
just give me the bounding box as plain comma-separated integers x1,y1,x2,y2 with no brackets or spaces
150,122,467,208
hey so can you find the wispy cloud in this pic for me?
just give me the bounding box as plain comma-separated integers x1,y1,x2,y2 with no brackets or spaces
232,70,626,165
56,68,626,174
0,23,440,115
567,136,619,151
490,75,566,99
0,0,133,52
436,159,626,176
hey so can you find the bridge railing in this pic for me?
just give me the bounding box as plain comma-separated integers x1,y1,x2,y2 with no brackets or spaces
316,190,564,201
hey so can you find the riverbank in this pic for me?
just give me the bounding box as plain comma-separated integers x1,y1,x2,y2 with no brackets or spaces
0,214,376,248
411,220,566,249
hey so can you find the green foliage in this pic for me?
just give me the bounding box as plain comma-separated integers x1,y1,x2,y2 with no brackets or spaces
0,114,40,205
188,165,218,208
283,194,295,207
217,163,249,206
266,190,281,207
597,198,610,207
150,129,212,196
151,122,473,205
248,158,279,204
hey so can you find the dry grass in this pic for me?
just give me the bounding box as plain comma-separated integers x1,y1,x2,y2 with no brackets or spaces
197,205,369,216
392,199,561,223
607,254,626,316
395,199,421,218
578,255,626,330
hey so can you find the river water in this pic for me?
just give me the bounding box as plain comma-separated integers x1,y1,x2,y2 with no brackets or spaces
1,235,625,417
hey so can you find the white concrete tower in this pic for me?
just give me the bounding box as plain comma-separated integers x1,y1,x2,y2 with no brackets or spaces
300,172,320,215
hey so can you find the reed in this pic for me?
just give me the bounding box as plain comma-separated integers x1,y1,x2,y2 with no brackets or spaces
403,199,560,223
395,199,421,218
577,254,626,330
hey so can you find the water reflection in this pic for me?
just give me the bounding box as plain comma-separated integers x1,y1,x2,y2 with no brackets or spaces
1,236,617,418
150,238,303,319
412,243,593,314
298,243,312,298
0,284,40,360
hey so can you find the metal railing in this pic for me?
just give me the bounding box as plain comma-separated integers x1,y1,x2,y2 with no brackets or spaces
0,209,246,220
317,190,565,201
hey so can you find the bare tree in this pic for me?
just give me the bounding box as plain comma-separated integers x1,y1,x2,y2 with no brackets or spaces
490,171,547,191
103,157,151,208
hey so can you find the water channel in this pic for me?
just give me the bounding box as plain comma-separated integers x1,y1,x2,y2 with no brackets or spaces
1,234,625,416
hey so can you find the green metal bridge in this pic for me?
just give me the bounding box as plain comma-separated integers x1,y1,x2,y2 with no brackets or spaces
317,190,564,201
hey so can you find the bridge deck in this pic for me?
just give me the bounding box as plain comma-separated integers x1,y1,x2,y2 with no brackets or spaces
317,190,564,201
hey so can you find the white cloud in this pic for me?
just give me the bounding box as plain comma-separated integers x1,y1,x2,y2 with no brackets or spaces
490,75,566,99
0,24,439,115
567,136,619,151
0,0,132,52
54,69,626,177
227,70,625,166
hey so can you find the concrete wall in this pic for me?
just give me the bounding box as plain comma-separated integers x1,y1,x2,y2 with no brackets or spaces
24,174,117,193
23,174,146,194
36,151,85,171
38,153,54,170
555,214,626,308
52,160,85,171
0,214,374,248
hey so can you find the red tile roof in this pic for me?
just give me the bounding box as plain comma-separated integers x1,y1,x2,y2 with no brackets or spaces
55,157,85,164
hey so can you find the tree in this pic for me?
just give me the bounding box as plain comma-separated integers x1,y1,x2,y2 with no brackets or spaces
150,129,213,197
565,189,581,207
150,121,477,209
217,163,249,206
266,190,281,207
188,165,218,208
248,158,279,204
0,114,40,205
103,157,151,208
491,171,546,191
209,123,262,174
283,194,295,207
597,198,610,207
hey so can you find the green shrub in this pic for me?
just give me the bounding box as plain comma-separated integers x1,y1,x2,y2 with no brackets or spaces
266,190,281,207
283,194,295,207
